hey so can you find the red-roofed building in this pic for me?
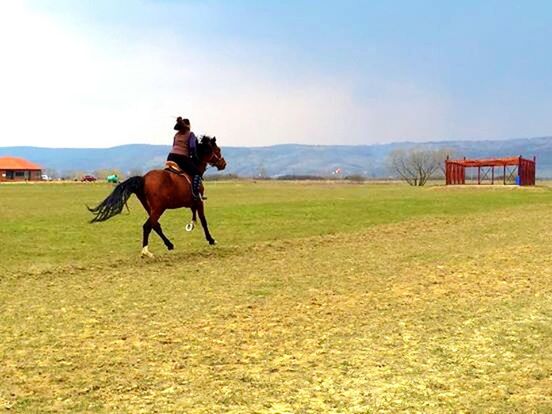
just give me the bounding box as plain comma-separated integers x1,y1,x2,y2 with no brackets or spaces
0,157,43,182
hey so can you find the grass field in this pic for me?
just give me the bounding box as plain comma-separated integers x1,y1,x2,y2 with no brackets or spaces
1,181,552,413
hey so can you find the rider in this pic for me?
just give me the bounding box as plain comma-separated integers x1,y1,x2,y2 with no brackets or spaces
166,117,203,200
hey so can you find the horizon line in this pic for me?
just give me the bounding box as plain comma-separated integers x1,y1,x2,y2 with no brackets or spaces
1,135,551,151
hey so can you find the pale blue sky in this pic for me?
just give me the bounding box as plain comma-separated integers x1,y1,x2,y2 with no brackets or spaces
0,1,551,147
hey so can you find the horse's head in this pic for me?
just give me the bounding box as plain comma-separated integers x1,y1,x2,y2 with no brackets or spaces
200,136,227,171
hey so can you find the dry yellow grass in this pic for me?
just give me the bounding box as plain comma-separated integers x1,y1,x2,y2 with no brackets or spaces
1,183,551,412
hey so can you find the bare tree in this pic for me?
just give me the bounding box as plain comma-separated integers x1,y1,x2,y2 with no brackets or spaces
388,148,449,186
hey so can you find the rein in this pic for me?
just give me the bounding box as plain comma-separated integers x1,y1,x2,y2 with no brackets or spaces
206,148,222,170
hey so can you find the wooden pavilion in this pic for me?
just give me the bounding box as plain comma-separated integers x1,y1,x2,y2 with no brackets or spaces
445,156,536,186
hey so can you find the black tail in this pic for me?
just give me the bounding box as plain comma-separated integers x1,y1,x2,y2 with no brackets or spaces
88,176,144,223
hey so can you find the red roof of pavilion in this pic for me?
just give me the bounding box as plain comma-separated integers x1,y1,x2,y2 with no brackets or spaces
0,156,42,170
447,156,534,167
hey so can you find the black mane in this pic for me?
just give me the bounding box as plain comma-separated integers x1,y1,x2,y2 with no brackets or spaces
197,135,214,157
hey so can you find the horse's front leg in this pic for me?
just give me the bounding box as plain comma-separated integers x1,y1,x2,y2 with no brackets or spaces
196,201,216,245
186,206,197,232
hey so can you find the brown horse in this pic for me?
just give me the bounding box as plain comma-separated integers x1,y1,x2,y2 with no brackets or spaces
88,136,227,257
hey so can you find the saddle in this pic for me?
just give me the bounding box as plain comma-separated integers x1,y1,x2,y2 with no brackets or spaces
164,161,206,200
164,161,191,183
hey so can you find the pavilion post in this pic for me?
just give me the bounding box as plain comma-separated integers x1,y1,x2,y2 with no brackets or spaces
519,156,523,186
478,166,481,184
533,156,536,185
491,166,494,184
503,165,506,185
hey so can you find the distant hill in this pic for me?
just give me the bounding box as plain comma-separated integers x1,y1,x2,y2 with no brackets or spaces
1,137,551,178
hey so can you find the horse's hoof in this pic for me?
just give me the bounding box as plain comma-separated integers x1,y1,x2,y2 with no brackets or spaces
209,239,217,245
166,243,174,251
185,222,195,232
141,246,154,258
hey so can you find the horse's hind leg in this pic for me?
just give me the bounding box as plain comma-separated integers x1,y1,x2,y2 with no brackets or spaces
152,221,174,251
138,193,155,258
142,209,172,257
196,202,216,245
141,218,154,258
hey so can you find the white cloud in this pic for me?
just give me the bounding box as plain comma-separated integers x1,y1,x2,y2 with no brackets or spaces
0,2,458,148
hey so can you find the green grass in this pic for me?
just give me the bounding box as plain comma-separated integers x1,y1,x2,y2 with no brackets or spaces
1,181,552,412
2,181,551,273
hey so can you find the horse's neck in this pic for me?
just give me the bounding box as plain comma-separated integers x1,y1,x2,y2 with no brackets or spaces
197,143,212,174
197,160,208,175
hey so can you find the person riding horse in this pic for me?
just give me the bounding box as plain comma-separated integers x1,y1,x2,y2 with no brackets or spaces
89,134,226,257
166,117,204,200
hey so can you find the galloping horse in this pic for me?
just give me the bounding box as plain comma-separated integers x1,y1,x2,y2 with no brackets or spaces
88,136,226,257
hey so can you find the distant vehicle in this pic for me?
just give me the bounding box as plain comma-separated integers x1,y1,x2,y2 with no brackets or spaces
81,175,97,182
106,174,119,184
41,174,51,181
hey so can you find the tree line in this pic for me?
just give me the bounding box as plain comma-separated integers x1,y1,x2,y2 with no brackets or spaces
43,149,452,185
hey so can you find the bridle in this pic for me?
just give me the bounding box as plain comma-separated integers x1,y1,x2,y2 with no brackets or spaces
206,146,225,170
210,151,222,162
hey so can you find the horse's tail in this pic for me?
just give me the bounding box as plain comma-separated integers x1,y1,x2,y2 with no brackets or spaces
88,176,144,223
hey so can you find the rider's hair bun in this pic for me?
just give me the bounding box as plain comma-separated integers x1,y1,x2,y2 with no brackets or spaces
174,116,189,131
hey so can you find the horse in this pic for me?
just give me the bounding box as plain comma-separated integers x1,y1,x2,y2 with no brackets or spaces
88,136,227,257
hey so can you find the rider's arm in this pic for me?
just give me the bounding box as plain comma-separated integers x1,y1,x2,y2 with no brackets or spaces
188,132,198,160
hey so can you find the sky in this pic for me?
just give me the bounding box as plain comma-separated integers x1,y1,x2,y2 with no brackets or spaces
0,0,551,148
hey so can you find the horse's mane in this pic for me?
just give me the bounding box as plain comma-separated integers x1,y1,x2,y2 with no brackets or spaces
197,135,214,157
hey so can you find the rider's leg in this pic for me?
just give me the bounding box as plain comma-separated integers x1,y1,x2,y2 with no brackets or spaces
188,161,205,200
192,174,203,200
172,155,205,201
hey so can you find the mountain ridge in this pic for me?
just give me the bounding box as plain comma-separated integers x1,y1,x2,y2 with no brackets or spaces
1,136,551,178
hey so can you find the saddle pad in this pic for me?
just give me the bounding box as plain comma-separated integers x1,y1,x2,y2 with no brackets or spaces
164,161,192,183
165,161,183,173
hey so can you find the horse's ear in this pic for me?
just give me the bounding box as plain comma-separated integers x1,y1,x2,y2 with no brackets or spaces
212,136,216,143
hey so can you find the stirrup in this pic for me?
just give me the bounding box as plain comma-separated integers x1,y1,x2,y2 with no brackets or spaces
192,191,207,201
